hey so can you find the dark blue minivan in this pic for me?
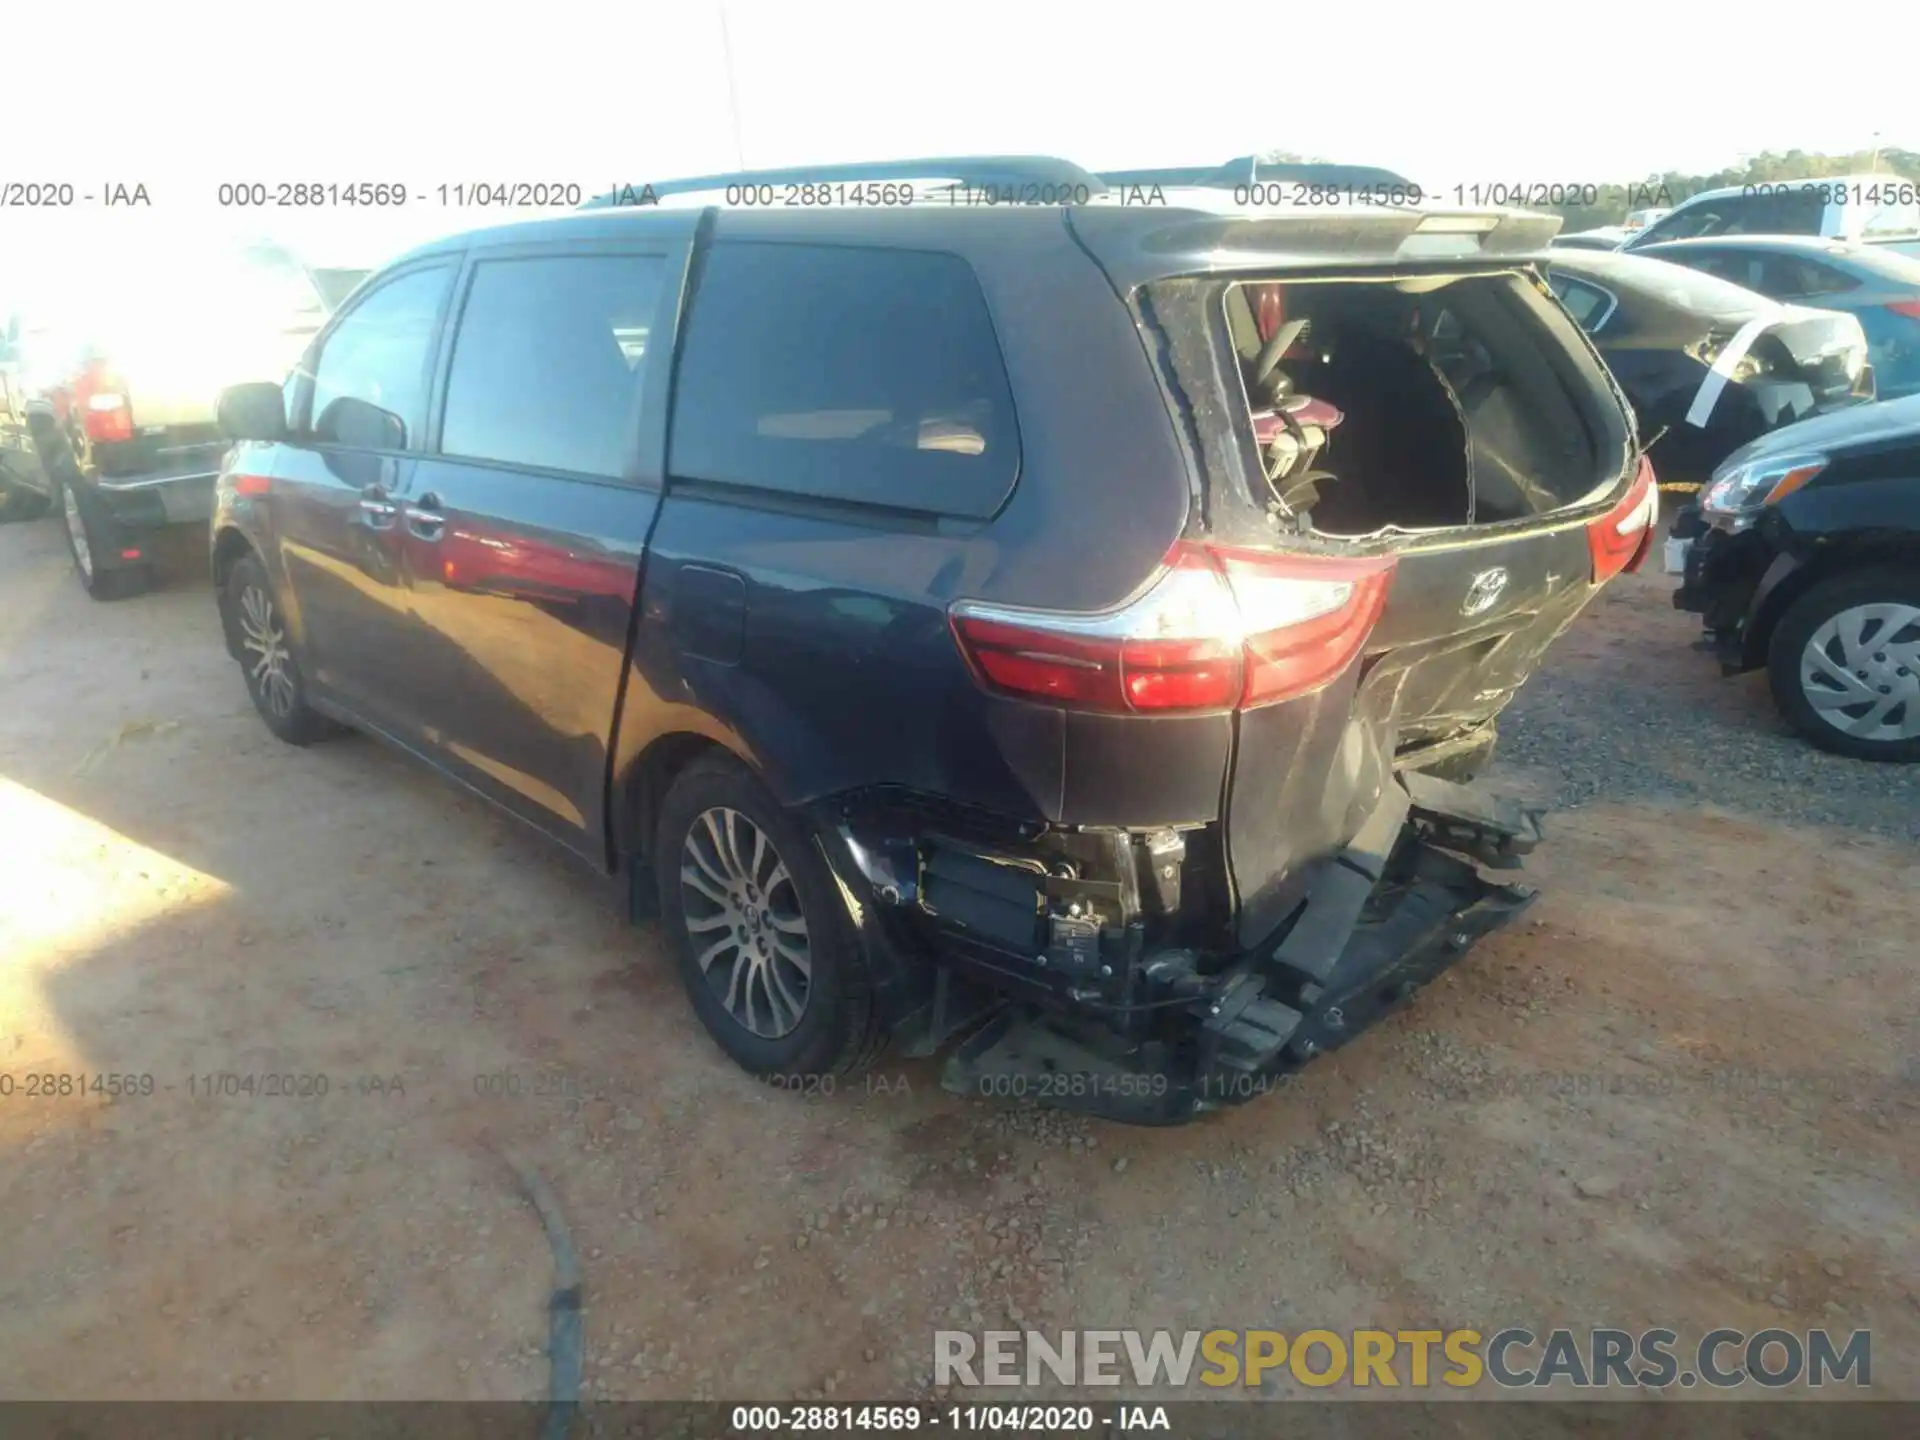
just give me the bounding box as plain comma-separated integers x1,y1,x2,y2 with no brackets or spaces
207,158,1651,1123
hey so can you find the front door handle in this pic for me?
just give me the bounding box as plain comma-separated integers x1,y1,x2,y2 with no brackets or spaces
358,484,398,530
404,491,445,541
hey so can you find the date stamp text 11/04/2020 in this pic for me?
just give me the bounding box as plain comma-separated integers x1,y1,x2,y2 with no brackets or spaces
0,1072,407,1100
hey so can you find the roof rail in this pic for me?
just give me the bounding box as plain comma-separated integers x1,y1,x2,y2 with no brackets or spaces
581,155,1108,208
1096,158,1420,192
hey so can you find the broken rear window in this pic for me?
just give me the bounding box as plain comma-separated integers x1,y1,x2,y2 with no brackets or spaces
1206,272,1618,536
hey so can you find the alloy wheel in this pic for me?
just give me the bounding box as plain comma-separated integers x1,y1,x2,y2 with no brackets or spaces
239,583,297,719
679,806,812,1038
1799,602,1920,743
62,487,93,579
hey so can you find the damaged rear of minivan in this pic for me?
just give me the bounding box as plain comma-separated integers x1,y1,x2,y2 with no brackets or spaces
896,203,1656,1123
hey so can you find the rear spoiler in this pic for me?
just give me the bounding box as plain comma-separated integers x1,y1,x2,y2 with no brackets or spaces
581,155,1108,208
1068,206,1564,289
582,155,1424,209
1096,158,1421,192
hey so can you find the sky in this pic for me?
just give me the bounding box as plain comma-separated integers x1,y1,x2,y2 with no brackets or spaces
4,0,1915,277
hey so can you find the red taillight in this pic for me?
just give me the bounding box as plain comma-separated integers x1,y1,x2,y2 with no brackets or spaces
84,394,135,443
73,360,134,444
950,542,1398,716
1885,300,1920,320
1588,455,1658,583
231,473,272,498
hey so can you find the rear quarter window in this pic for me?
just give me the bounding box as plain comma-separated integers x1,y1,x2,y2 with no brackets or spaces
667,243,1020,518
1547,273,1616,331
1766,255,1859,297
1599,255,1778,314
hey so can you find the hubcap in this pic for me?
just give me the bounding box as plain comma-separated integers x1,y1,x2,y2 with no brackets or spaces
62,487,93,579
238,584,297,719
1800,602,1920,744
679,806,811,1038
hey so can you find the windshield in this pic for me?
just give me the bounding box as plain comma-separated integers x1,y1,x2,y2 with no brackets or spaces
1861,200,1920,238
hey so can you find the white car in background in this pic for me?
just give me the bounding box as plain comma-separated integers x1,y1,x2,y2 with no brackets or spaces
1623,175,1920,258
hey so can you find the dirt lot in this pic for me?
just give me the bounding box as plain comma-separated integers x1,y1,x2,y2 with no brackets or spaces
1,515,1914,1405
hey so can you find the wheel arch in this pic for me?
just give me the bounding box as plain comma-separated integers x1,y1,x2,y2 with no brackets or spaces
211,526,262,659
613,731,737,871
1742,530,1920,670
614,725,939,1029
212,524,259,586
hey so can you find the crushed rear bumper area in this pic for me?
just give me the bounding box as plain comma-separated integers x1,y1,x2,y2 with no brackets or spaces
941,826,1536,1125
833,774,1544,1126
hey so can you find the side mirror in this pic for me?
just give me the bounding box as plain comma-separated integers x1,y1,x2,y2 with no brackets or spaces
316,395,406,452
218,382,289,443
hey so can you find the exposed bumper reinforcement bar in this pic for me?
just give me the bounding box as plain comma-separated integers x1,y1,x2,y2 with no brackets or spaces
941,822,1540,1126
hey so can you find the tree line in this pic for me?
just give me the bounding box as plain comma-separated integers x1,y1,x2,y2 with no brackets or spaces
1552,148,1920,232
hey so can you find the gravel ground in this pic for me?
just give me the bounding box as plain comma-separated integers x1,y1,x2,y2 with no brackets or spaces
1497,574,1920,843
1,517,1915,1407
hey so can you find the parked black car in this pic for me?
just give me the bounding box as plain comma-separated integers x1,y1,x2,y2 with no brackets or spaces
5,241,333,597
1545,249,1875,490
1672,393,1920,762
208,157,1656,1125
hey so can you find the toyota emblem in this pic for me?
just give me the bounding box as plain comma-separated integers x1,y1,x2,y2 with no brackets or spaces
1461,567,1509,617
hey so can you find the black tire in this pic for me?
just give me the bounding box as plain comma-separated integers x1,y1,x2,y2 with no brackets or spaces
221,552,336,746
1767,566,1920,764
56,479,150,600
654,755,888,1080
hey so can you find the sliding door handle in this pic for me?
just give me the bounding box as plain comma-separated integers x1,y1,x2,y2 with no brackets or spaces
403,491,445,540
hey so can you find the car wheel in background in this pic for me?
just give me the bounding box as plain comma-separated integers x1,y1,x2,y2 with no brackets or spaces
58,480,150,600
654,754,888,1080
221,552,335,745
1768,567,1920,763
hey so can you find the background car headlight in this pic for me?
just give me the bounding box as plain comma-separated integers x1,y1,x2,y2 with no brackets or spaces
1700,452,1827,528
